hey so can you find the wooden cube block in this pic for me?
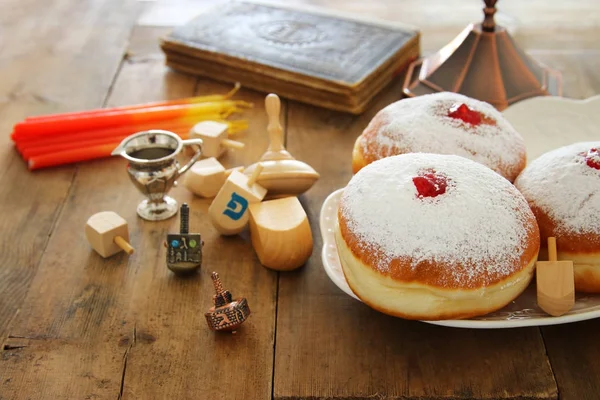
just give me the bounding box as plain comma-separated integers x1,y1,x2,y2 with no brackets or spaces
85,211,133,258
190,121,228,158
208,170,267,235
249,197,313,271
183,157,226,198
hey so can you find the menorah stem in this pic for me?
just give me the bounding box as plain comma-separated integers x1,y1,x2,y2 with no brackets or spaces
482,0,498,32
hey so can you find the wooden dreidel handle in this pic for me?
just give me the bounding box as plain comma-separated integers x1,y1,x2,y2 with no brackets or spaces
85,211,134,258
536,237,575,317
190,121,244,159
208,164,267,235
262,94,292,161
221,138,245,150
248,196,313,271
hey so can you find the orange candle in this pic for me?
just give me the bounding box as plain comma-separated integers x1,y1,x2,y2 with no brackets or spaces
13,100,249,139
14,117,203,148
21,128,190,160
28,143,120,170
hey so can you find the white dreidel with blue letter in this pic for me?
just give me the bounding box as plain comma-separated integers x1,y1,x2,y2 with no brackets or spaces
208,163,267,235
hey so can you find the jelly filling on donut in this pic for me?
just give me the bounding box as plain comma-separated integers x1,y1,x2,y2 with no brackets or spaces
447,103,496,126
448,103,482,125
412,171,448,198
584,148,600,170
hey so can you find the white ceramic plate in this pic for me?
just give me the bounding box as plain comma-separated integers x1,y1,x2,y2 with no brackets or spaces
320,95,600,329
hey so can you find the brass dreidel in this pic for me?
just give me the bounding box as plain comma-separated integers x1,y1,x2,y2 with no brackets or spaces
205,272,250,333
165,203,203,275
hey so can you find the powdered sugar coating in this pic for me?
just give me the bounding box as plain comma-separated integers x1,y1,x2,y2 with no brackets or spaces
515,141,600,235
339,153,536,287
358,92,526,181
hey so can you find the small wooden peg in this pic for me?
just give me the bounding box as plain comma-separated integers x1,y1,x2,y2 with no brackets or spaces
85,211,134,258
208,170,267,235
248,196,313,271
189,121,245,158
536,237,575,317
221,138,245,150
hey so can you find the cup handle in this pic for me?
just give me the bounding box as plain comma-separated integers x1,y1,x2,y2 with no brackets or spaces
177,138,203,176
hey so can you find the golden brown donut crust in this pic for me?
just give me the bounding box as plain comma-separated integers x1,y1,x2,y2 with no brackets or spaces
352,128,526,182
531,205,600,254
338,207,540,290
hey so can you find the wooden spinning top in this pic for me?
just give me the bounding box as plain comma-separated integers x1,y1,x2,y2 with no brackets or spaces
204,272,251,332
244,94,319,197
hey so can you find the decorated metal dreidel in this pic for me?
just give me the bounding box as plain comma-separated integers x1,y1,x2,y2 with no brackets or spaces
189,121,245,159
205,272,251,333
165,203,203,275
183,157,244,198
536,237,575,317
85,211,134,258
208,163,267,235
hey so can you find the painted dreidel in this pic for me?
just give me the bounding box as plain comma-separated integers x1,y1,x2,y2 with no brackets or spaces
205,272,251,333
243,94,319,197
208,164,266,235
536,237,575,317
189,121,245,159
85,211,134,258
165,203,203,275
183,157,244,198
249,196,313,271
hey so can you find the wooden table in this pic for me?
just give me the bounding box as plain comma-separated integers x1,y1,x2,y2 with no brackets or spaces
1,1,599,399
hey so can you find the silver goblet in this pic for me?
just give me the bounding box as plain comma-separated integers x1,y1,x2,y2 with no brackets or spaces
112,130,203,221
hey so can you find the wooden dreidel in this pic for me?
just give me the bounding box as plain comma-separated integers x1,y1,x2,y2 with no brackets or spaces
536,237,575,317
208,164,267,235
243,94,319,197
189,121,244,159
165,203,203,275
248,196,313,271
205,272,251,333
85,211,134,258
183,157,244,198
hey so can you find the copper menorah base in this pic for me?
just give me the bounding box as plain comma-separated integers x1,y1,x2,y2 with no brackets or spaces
402,22,562,111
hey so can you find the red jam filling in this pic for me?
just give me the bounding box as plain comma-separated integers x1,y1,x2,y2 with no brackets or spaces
448,103,482,126
412,171,448,198
585,148,600,170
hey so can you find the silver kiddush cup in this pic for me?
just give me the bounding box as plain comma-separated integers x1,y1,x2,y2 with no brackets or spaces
112,130,203,221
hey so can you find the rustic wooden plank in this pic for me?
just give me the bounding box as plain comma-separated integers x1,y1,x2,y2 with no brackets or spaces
542,320,600,400
0,0,140,344
0,25,277,400
118,27,278,400
274,76,558,399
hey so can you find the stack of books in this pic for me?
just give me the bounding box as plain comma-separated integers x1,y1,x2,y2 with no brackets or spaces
160,2,420,114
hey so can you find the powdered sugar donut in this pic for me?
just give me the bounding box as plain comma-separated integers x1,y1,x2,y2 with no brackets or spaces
514,142,600,293
352,92,526,182
336,153,540,320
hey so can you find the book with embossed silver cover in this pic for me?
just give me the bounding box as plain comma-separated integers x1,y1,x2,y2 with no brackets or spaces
160,2,420,114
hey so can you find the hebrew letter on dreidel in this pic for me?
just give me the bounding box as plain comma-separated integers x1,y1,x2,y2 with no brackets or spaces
208,167,267,235
223,192,248,221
